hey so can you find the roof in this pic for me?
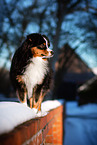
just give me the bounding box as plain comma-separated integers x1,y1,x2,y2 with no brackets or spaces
55,43,95,83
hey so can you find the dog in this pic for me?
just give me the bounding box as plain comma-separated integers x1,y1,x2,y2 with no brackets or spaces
10,33,54,111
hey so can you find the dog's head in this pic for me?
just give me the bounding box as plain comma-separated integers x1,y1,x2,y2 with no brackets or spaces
25,33,54,59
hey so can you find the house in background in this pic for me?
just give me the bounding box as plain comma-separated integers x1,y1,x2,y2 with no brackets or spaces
55,43,95,101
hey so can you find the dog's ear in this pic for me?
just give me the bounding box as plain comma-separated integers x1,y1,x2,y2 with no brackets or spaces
27,33,43,45
28,38,32,42
26,34,37,47
27,34,33,42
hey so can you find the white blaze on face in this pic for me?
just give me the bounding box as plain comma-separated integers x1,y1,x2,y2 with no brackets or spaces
43,37,49,49
43,37,52,56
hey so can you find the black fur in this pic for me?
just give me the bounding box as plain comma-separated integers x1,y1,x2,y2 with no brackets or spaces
10,33,53,108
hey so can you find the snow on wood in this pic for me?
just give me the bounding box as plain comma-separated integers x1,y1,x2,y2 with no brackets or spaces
0,100,62,135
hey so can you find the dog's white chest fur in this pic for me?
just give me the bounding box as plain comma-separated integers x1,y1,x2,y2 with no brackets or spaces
22,57,49,99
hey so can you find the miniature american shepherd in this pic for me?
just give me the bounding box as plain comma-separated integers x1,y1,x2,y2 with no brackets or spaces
10,33,54,111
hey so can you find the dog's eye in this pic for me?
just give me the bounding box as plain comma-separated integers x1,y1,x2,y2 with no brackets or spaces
37,44,46,50
43,42,50,47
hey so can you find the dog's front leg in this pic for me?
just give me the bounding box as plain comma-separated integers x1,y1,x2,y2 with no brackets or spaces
29,87,36,109
37,90,46,112
29,97,33,108
30,87,37,109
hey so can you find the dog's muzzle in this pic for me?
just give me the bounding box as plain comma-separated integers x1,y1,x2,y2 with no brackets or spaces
47,48,54,57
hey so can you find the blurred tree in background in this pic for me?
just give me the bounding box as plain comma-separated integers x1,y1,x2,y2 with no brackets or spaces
0,0,97,69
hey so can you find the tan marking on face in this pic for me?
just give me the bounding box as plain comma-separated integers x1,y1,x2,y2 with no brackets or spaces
31,47,50,57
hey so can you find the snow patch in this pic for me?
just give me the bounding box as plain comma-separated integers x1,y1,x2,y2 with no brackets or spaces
66,101,97,117
0,100,62,135
64,101,97,145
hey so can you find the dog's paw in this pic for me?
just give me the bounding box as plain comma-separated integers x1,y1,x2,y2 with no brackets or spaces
36,110,48,117
32,108,38,114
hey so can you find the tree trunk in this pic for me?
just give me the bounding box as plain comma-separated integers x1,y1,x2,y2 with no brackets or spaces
52,0,65,70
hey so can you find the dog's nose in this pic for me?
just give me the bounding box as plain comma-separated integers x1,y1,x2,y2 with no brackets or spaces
51,50,54,56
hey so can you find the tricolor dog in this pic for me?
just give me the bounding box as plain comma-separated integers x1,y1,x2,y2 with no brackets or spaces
10,33,54,111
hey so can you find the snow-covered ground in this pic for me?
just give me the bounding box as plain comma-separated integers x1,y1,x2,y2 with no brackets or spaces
64,101,97,145
0,100,62,135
